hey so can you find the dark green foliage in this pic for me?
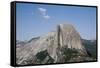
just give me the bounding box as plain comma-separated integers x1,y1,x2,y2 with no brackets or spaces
61,47,79,61
82,40,97,59
36,50,48,61
46,57,54,63
36,50,54,63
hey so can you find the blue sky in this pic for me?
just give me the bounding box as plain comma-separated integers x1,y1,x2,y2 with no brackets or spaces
16,3,96,41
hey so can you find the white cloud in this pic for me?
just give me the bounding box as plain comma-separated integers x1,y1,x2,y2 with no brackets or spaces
38,8,46,15
43,15,50,19
38,7,50,19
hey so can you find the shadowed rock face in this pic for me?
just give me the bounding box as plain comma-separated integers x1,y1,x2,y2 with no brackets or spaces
16,24,87,65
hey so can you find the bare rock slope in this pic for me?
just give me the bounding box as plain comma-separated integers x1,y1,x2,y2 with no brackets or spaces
16,24,88,65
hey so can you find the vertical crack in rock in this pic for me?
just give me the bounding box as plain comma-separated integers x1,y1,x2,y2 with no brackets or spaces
16,23,89,65
58,24,87,53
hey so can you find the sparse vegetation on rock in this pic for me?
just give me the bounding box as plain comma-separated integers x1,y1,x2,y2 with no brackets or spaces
16,24,97,65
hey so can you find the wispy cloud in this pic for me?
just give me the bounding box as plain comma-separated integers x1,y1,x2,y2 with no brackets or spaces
43,15,50,19
38,8,46,15
38,8,50,19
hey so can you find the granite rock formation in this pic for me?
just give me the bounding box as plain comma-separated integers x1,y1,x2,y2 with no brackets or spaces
16,24,88,65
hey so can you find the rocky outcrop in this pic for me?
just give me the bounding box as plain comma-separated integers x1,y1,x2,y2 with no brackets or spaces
16,23,88,65
57,24,87,53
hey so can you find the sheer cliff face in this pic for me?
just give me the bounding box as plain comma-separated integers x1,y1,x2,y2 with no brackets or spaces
16,24,87,65
57,24,86,51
